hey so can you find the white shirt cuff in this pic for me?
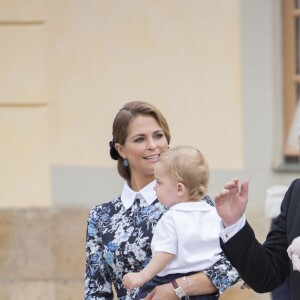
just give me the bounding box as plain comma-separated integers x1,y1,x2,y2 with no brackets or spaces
219,214,246,243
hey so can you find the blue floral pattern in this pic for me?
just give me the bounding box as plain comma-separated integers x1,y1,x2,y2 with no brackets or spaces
85,195,239,300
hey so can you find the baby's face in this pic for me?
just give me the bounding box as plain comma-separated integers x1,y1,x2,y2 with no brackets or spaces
153,162,179,208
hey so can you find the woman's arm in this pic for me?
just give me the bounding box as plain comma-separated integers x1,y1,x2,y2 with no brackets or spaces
177,272,218,295
144,253,239,300
85,207,114,300
123,252,174,290
143,272,217,300
202,251,240,293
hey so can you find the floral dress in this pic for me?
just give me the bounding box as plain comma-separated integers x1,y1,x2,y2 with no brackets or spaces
85,184,239,300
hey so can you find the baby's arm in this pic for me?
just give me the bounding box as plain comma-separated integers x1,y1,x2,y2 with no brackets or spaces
123,251,174,291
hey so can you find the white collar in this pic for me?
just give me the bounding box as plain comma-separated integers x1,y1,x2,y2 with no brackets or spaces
121,180,157,209
169,200,209,211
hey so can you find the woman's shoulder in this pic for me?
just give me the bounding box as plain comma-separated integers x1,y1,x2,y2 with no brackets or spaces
88,195,122,219
202,194,215,207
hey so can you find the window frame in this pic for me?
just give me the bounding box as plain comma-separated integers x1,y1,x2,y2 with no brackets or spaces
282,0,300,158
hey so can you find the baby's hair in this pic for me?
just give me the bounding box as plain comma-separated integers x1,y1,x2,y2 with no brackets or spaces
158,146,209,199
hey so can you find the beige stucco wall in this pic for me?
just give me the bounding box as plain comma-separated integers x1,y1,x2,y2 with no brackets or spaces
47,0,243,169
0,0,51,208
1,0,243,208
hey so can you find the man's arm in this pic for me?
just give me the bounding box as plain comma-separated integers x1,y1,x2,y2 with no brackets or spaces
220,219,289,292
215,178,291,292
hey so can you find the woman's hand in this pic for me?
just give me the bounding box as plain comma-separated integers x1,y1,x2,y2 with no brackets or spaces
214,178,249,227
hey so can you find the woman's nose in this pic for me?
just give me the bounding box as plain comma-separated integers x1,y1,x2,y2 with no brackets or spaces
147,138,157,150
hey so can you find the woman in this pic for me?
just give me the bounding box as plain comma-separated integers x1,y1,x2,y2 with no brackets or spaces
85,101,239,300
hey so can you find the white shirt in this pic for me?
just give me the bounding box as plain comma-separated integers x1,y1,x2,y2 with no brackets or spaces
120,180,157,209
151,201,222,276
219,214,246,243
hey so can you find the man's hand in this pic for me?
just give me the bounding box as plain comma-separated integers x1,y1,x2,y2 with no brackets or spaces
214,178,249,227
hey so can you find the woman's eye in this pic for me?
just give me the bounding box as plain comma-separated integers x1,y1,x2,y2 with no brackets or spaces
134,137,144,143
154,133,164,139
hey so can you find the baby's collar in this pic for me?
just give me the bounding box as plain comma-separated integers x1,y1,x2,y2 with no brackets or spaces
121,180,157,209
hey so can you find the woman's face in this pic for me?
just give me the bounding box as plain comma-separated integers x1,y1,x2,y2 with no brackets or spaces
116,115,169,182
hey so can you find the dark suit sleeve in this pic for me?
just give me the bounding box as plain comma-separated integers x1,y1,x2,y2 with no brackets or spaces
220,180,297,293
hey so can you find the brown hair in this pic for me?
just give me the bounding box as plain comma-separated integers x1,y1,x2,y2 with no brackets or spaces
158,146,209,199
110,101,171,180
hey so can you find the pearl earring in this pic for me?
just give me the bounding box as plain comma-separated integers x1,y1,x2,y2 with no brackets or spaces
123,159,129,167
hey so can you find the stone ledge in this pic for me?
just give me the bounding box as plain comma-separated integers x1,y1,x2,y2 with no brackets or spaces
0,208,89,281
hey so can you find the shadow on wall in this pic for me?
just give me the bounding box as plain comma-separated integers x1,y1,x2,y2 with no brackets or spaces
51,166,123,208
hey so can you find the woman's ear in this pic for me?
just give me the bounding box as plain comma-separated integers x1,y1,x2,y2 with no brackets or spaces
177,183,186,196
114,143,125,158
